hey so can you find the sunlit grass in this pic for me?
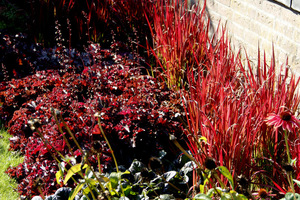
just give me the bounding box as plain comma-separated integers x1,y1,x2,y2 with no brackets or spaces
0,128,23,200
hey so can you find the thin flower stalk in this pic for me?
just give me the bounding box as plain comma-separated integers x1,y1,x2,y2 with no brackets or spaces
96,116,125,197
265,111,300,198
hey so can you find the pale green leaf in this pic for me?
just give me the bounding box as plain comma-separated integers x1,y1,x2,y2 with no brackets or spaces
293,179,300,188
194,193,212,200
64,163,88,185
217,166,234,189
284,192,300,200
55,169,64,185
199,136,208,144
68,183,84,200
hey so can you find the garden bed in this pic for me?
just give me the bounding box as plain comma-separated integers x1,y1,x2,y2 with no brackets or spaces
1,0,300,199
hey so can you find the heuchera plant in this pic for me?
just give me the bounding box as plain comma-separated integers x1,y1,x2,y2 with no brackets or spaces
8,0,155,50
0,32,92,125
1,42,186,197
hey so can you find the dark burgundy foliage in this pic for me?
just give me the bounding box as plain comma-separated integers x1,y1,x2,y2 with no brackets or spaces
1,40,186,197
5,0,155,51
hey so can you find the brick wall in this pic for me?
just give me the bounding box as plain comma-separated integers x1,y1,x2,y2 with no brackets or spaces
204,0,300,76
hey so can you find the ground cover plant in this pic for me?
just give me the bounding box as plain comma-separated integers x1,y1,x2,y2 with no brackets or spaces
1,39,188,198
1,0,300,199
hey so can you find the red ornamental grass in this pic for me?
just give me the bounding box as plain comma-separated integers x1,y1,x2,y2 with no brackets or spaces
158,0,300,194
147,0,209,89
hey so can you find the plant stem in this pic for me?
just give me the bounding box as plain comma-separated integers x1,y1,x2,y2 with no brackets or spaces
52,109,74,154
284,131,296,200
97,117,125,197
58,114,83,153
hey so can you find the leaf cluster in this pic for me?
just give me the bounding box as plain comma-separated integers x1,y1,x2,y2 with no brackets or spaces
1,40,186,198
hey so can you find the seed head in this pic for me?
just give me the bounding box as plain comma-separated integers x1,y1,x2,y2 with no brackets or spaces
283,163,294,172
169,134,177,141
28,119,41,130
204,157,217,170
94,112,101,118
280,111,292,121
91,141,103,154
50,107,61,116
258,188,268,199
148,157,164,173
237,174,249,188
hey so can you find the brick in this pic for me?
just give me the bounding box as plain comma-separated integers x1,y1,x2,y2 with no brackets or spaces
278,36,296,54
206,0,216,9
277,50,289,64
264,0,283,11
255,10,275,28
231,0,242,9
268,32,280,44
213,0,233,19
291,63,300,77
246,4,258,19
250,21,272,38
229,22,245,39
274,20,294,39
288,51,300,65
234,1,249,15
206,0,231,7
233,12,252,30
292,28,300,44
243,29,260,46
291,50,300,73
273,4,299,24
203,0,300,75
260,39,273,53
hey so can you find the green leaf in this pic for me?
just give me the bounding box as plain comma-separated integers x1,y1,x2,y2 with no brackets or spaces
80,196,88,200
109,172,122,189
56,162,66,184
121,184,133,196
157,194,176,199
85,178,99,186
123,170,130,175
221,196,229,200
291,158,297,166
199,136,208,144
128,160,144,173
294,179,300,188
164,171,178,182
68,183,85,200
230,191,248,200
284,192,300,200
64,163,88,185
58,162,66,172
217,166,234,189
206,188,217,197
82,186,92,197
55,169,64,185
194,194,212,200
64,155,76,164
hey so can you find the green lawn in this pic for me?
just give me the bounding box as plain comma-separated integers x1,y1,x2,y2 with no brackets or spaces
0,129,23,200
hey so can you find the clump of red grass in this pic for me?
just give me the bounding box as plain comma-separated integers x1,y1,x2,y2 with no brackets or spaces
149,0,300,196
147,0,209,89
